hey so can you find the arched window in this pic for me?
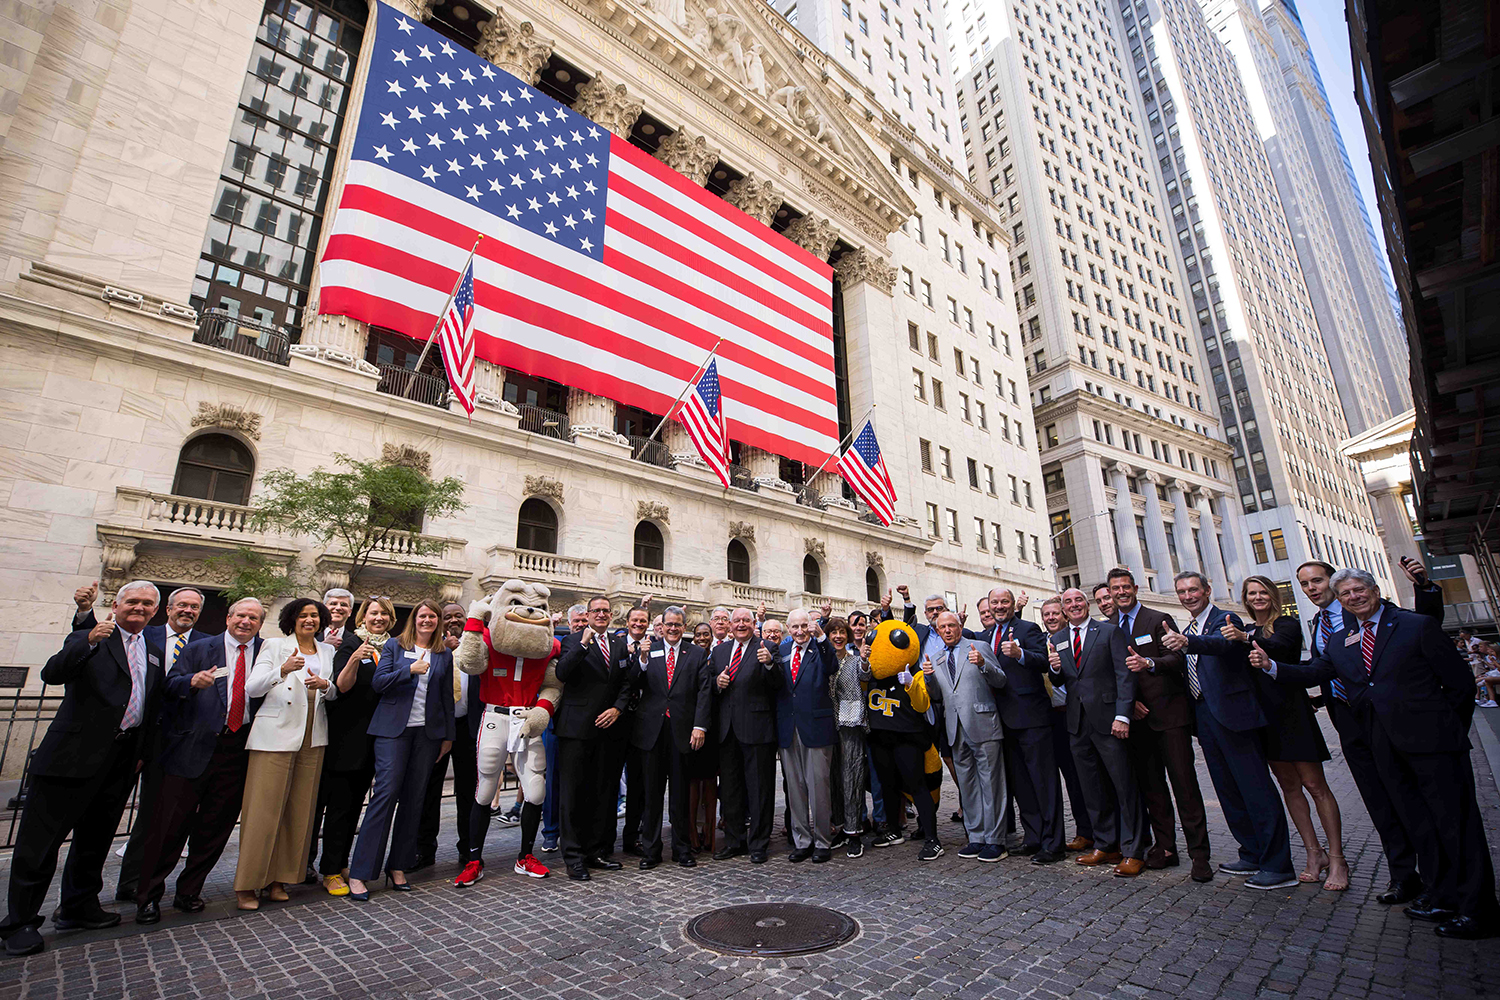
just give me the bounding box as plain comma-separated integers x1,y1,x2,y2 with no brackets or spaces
634,521,665,570
866,567,881,602
516,498,558,553
172,434,254,504
727,539,750,583
803,554,822,595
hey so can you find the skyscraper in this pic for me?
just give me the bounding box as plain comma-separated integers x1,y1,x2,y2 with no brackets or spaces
1200,0,1410,436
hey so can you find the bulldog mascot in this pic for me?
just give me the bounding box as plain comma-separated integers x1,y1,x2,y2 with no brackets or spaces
453,579,562,882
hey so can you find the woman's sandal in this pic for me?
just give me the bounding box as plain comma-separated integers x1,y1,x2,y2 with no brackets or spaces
1323,852,1349,892
1298,845,1329,883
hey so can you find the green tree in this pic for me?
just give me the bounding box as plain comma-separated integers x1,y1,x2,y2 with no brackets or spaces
250,454,468,590
208,546,301,604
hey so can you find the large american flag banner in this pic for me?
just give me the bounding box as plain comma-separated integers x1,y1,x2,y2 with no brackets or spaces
837,419,897,525
318,2,838,464
677,358,731,487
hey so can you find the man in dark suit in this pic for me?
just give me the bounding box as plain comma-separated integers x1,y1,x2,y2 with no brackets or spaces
1046,588,1146,877
553,596,633,880
609,605,651,857
1162,571,1294,889
628,606,709,868
2,581,165,956
766,609,838,863
132,599,267,923
710,607,783,863
981,587,1064,863
1252,569,1498,938
1107,569,1211,882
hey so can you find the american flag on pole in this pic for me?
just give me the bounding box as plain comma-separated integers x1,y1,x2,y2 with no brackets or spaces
676,358,731,487
837,419,897,526
317,2,838,464
436,254,476,415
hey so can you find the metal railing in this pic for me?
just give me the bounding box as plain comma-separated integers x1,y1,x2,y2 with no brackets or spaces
1447,601,1495,628
192,308,291,365
728,464,759,492
629,435,675,468
796,485,827,510
518,404,570,440
376,364,449,408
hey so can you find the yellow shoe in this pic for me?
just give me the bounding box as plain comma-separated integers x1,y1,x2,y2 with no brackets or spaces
323,874,350,897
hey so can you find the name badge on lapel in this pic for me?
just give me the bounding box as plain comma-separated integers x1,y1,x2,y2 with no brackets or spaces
148,654,160,667
1134,635,1152,645
1345,633,1360,646
212,666,231,680
650,650,665,658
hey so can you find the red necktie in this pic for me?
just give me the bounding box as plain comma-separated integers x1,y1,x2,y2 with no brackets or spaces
726,642,743,682
227,643,247,733
666,645,677,688
1360,621,1375,676
791,645,802,684
1072,626,1082,666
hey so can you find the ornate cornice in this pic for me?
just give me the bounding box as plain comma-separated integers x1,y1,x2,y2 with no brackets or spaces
832,248,896,293
781,213,837,261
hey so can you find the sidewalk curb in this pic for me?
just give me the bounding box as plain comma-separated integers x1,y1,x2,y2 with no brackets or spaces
1473,708,1500,796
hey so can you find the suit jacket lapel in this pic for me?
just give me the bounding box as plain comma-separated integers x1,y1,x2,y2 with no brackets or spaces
1077,621,1097,666
1370,609,1397,672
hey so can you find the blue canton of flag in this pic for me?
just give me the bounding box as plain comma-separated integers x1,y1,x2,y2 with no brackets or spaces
357,10,610,261
837,419,897,525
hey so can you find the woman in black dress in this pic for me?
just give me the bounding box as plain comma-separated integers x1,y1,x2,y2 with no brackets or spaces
687,621,718,853
1226,575,1347,891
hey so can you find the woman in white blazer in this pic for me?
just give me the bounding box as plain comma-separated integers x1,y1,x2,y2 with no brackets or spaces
233,597,338,910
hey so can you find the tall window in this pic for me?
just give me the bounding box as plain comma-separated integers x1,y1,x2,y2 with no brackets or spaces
803,554,822,595
192,0,367,330
634,521,665,570
866,567,881,602
173,434,255,504
727,539,750,583
516,498,558,553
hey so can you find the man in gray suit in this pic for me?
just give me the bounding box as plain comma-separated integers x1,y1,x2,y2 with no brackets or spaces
922,612,1009,862
1046,588,1147,877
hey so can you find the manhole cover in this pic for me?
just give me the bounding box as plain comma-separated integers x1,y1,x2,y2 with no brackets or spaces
684,902,859,956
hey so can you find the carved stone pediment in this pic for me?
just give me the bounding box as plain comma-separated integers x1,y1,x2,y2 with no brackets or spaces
382,442,432,474
728,520,755,541
525,475,564,502
866,551,883,569
637,500,670,523
803,537,826,559
191,402,262,440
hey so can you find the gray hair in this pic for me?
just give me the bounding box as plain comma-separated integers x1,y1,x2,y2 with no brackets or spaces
1331,567,1379,594
227,597,267,621
710,606,730,619
567,604,587,618
322,587,354,603
165,587,205,606
731,607,755,621
925,593,946,607
662,605,686,622
1173,571,1210,591
116,580,161,604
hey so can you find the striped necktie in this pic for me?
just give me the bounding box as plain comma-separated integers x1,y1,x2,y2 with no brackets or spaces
1360,621,1376,676
169,632,187,673
121,633,147,729
1184,620,1202,700
1321,610,1346,701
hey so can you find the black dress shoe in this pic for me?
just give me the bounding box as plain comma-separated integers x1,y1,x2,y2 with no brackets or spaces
1031,849,1064,865
749,852,768,864
585,857,622,871
3,927,43,956
566,866,591,881
1377,878,1424,905
1435,916,1500,940
409,854,435,873
1013,844,1040,857
624,844,645,857
1405,900,1459,923
788,847,813,863
52,908,121,931
172,894,205,914
713,846,746,861
134,902,161,925
639,858,660,870
811,849,832,864
676,856,698,868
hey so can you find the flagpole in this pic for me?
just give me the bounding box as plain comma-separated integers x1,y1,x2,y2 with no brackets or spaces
806,402,876,483
643,336,726,445
407,234,483,400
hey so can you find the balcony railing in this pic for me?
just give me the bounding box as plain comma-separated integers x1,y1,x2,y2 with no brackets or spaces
706,581,788,609
610,564,698,601
629,435,675,469
134,491,258,536
481,545,600,595
518,404,569,440
376,365,449,408
728,464,759,492
192,309,290,365
795,485,826,510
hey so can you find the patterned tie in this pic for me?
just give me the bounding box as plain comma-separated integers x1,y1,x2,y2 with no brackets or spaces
946,647,958,686
228,643,248,732
1321,609,1346,701
1119,611,1131,634
169,632,187,673
121,632,147,729
726,642,743,682
791,645,802,684
666,644,677,689
1360,620,1376,676
1071,625,1083,667
1184,620,1202,700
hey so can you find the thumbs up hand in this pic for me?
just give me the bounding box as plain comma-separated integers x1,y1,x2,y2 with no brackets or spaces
1247,642,1272,672
920,655,934,676
88,611,116,646
1125,646,1151,673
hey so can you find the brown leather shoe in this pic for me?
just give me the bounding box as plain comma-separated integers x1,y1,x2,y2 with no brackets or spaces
1065,837,1094,852
1114,858,1145,877
1076,848,1123,866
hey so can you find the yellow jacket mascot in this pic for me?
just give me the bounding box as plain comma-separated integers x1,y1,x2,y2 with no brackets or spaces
863,620,945,855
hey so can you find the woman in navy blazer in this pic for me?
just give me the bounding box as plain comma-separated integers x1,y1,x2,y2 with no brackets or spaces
346,600,456,899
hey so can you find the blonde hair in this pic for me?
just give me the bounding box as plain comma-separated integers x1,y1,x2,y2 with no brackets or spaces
355,596,398,633
1239,575,1283,621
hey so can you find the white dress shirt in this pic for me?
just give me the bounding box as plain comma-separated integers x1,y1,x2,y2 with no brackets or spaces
222,633,254,729
405,645,432,729
454,668,470,719
163,626,193,675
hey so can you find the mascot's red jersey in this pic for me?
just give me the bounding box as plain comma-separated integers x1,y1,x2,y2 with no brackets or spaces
470,625,560,711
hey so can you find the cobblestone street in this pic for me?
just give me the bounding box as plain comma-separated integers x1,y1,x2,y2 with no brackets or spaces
2,713,1497,1000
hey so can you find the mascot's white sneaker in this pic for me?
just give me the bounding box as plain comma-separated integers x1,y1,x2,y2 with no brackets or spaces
514,854,549,879
454,860,485,887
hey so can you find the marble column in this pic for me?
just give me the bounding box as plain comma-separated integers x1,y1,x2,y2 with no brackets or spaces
1170,479,1201,575
781,214,839,263
654,129,721,187
567,387,618,441
723,173,782,225
664,420,699,466
1369,485,1418,608
826,248,897,512
836,245,907,521
1108,463,1146,583
1194,489,1230,602
1217,494,1248,594
1061,453,1116,576
299,0,433,371
743,446,790,491
1140,473,1173,592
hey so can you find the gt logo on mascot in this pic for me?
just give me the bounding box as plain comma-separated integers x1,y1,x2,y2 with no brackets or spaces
867,688,900,718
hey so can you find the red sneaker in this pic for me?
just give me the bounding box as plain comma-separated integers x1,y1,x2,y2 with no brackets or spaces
513,854,549,879
453,860,485,887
